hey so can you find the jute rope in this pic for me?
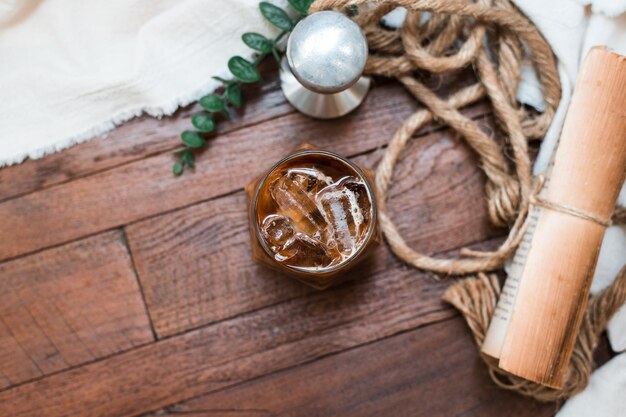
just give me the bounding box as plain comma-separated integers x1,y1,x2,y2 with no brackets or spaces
310,0,626,401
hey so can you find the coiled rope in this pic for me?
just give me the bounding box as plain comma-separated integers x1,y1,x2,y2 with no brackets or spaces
311,0,626,401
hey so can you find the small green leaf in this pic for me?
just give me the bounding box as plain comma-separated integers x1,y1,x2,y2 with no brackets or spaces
228,56,261,83
183,149,195,168
226,83,242,108
191,112,215,132
212,76,230,83
181,130,205,148
242,32,273,53
199,94,226,112
173,160,184,176
287,0,313,15
259,2,292,31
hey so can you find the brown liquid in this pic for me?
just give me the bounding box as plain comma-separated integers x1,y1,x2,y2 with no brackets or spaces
256,152,373,271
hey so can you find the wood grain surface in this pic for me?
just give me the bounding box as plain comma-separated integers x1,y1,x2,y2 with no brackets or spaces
0,231,153,390
0,62,571,417
0,239,512,417
147,317,555,417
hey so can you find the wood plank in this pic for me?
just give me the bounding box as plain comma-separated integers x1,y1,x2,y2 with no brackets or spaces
126,124,501,338
0,236,509,417
149,317,554,417
0,61,291,202
0,81,489,262
0,231,154,389
126,191,310,338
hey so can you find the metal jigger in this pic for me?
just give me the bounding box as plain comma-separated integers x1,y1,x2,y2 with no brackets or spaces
280,10,370,119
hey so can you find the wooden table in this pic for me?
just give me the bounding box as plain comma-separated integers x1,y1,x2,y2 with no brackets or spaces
0,64,557,416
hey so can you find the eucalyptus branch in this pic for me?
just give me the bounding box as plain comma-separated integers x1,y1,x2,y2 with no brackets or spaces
173,0,313,176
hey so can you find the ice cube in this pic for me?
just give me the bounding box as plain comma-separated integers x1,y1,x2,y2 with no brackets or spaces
286,167,333,194
261,214,295,249
316,177,370,256
343,178,372,225
269,174,330,240
275,232,333,268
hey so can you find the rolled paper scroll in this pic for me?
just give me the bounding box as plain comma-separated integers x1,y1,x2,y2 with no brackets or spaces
481,47,626,388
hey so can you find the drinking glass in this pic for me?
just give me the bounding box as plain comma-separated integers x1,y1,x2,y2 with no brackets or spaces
246,144,381,289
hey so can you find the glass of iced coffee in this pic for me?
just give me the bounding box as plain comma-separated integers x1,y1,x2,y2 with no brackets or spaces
246,144,380,289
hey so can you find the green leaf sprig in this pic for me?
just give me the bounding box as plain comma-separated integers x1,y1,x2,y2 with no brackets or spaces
173,0,313,176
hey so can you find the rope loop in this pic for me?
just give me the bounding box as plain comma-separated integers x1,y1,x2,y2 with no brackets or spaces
312,0,561,272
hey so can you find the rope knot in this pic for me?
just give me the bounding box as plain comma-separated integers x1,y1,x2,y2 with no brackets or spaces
529,174,613,228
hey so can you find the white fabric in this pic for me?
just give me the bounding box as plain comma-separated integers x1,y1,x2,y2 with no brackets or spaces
557,353,626,417
0,0,281,165
0,1,625,413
